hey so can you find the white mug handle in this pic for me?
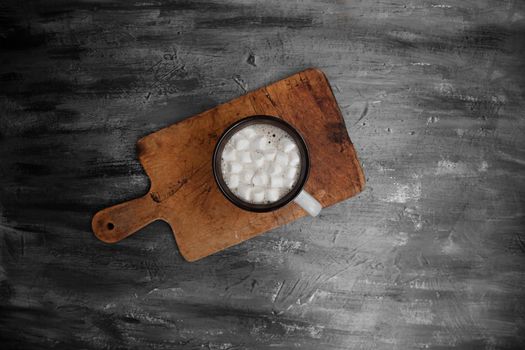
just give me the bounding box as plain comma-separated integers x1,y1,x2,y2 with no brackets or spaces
293,190,322,217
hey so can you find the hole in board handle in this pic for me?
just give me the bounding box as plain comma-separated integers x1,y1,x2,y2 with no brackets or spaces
107,222,114,230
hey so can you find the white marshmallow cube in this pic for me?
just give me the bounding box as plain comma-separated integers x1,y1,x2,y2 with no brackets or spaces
252,152,265,167
280,139,297,153
283,178,295,188
252,171,269,186
252,136,269,150
252,187,265,203
227,174,240,188
228,162,242,174
289,151,300,166
275,151,289,166
241,169,255,183
222,147,236,161
270,175,284,188
241,127,257,139
266,188,280,202
268,164,282,175
239,151,252,163
237,185,252,202
263,149,277,161
285,167,297,179
234,138,250,151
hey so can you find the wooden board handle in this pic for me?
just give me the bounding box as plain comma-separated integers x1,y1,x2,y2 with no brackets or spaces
91,195,159,243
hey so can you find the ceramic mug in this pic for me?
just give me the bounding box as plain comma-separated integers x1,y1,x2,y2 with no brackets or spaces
212,115,322,216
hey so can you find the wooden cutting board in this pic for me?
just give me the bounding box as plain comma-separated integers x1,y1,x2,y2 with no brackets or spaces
92,68,365,261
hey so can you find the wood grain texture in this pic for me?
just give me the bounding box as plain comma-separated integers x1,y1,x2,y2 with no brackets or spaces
92,69,365,261
1,0,525,349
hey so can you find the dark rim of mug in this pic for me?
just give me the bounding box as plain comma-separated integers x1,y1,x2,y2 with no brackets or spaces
213,115,310,213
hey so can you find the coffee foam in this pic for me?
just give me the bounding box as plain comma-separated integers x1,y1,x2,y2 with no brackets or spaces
220,123,301,204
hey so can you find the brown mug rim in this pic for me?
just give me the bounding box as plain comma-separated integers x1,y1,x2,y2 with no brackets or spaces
212,115,310,213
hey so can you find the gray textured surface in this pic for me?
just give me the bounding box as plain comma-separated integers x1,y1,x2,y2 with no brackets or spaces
1,0,525,349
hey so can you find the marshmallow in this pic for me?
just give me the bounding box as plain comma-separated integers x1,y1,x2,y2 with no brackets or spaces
289,151,300,166
251,152,265,167
221,123,304,205
285,167,297,179
222,147,236,161
251,136,269,150
280,138,297,153
239,151,252,163
241,127,257,139
252,171,269,186
275,151,289,166
234,138,250,151
227,174,240,188
266,188,280,202
283,178,295,189
252,187,265,203
237,185,252,202
228,162,242,174
263,149,277,161
241,169,255,183
270,175,284,188
268,164,282,175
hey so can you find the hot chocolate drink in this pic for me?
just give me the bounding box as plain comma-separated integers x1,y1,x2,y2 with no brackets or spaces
220,123,302,204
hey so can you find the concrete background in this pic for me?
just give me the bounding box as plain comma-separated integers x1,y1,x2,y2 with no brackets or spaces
1,0,524,349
